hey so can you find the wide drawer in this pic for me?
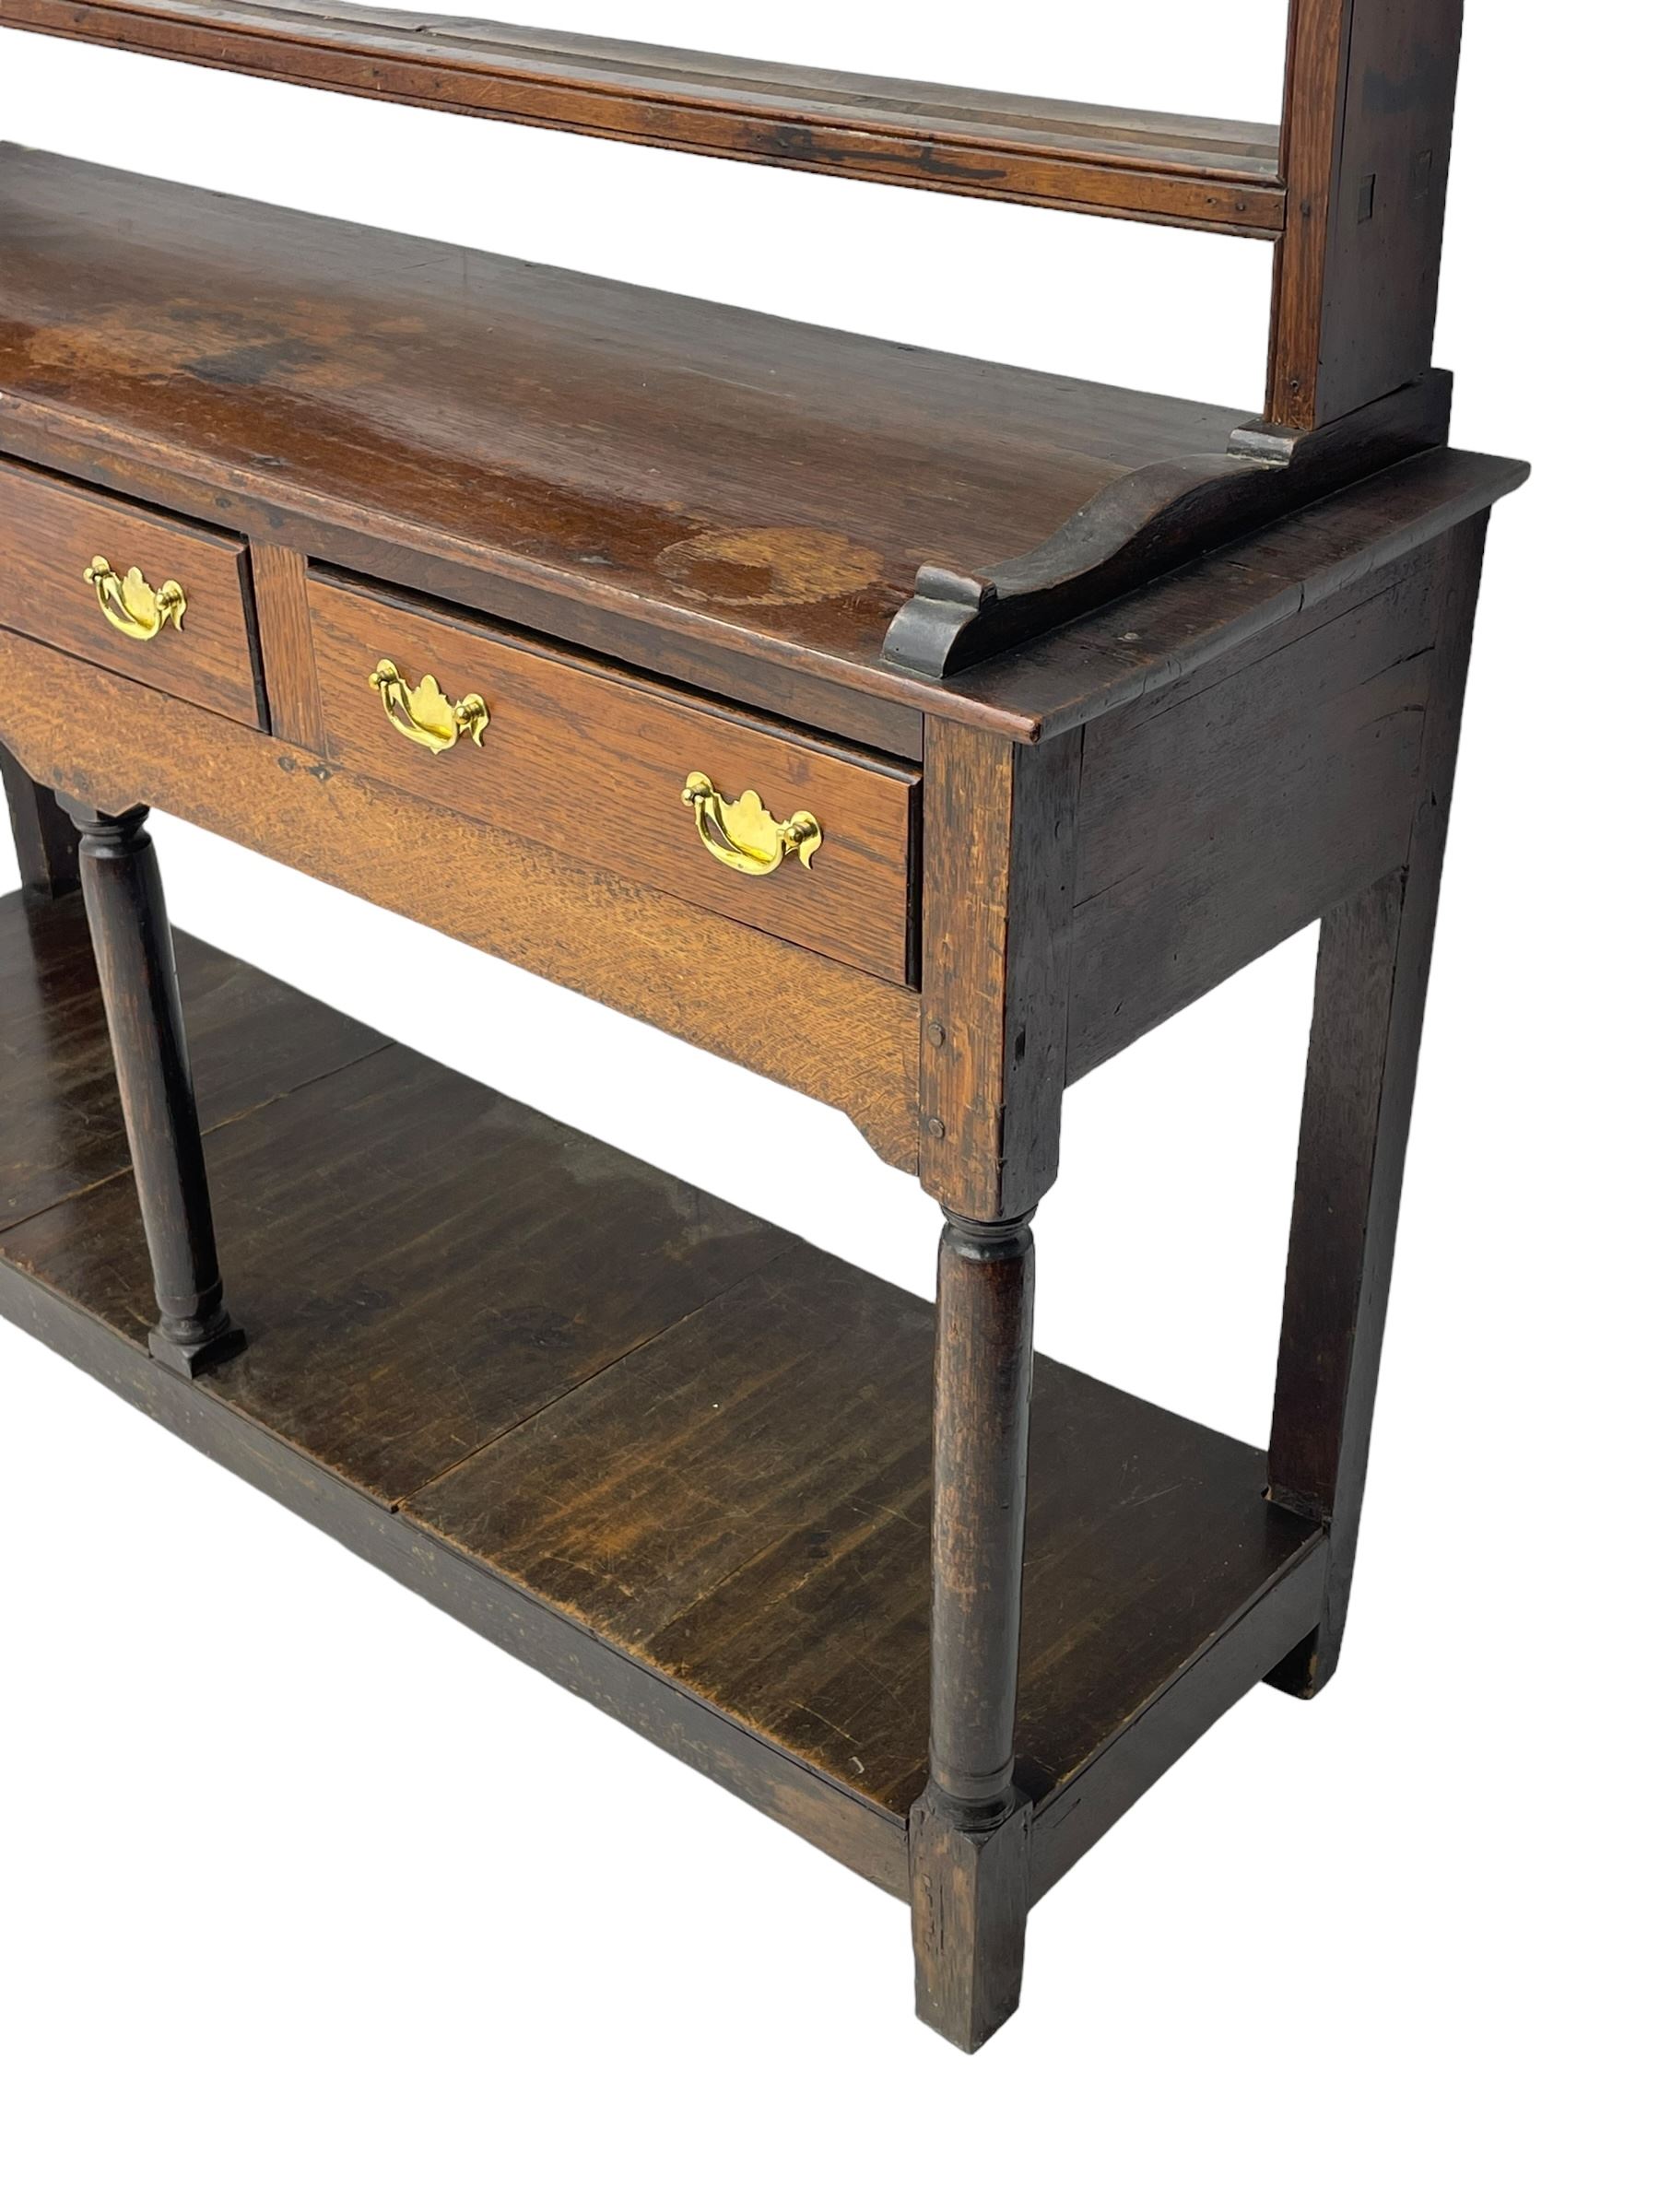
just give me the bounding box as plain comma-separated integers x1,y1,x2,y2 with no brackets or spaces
0,463,264,727
308,574,919,985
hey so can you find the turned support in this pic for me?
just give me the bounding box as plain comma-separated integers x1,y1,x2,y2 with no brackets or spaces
910,1207,1036,2053
63,801,245,1379
3,745,80,898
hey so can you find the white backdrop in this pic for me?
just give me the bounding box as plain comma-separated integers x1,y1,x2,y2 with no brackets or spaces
1,6,1649,2205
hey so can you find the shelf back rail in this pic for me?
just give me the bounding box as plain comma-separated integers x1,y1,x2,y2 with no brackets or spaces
0,2,1462,427
0,0,1287,232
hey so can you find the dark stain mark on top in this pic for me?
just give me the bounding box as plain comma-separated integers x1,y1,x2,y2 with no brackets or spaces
189,337,328,389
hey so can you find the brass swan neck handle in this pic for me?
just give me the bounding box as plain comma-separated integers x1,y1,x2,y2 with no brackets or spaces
682,773,822,876
370,659,490,754
84,557,187,641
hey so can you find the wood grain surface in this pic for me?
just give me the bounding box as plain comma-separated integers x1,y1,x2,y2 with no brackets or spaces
0,0,1526,2046
60,804,246,1374
0,458,264,725
0,1236,912,1897
1268,0,1463,426
919,720,1078,1218
1,741,80,896
0,146,1249,699
0,0,1285,233
0,888,383,1232
0,628,924,1169
404,1240,1315,1821
1265,514,1488,1690
1065,544,1441,1078
6,1041,792,1501
310,571,918,984
0,888,1318,1839
248,539,324,751
959,446,1527,741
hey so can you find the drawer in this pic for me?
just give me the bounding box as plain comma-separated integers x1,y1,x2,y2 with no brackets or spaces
308,574,919,985
0,463,264,728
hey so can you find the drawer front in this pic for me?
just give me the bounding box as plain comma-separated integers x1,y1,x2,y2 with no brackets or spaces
309,575,918,985
0,464,264,728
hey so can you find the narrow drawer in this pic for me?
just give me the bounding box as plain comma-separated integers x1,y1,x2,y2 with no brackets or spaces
0,463,264,728
308,574,918,986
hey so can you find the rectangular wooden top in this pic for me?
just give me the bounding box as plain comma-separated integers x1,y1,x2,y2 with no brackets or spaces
0,147,1524,746
0,145,1249,695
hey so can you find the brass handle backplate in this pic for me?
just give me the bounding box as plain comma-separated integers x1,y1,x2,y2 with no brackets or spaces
85,556,187,641
370,659,490,754
682,772,822,877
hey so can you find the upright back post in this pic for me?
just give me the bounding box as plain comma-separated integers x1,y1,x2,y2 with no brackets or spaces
1267,0,1463,428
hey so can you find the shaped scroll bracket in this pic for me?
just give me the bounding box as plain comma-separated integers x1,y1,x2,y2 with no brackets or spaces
881,371,1453,678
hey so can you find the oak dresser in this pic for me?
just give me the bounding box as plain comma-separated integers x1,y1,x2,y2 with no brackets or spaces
0,0,1525,2048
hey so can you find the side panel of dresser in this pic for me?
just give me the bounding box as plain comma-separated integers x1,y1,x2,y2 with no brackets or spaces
0,618,923,1174
1064,535,1447,1081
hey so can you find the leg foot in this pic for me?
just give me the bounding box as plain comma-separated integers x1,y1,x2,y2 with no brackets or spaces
1265,1624,1324,1700
910,1784,1030,2052
147,1315,248,1380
